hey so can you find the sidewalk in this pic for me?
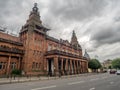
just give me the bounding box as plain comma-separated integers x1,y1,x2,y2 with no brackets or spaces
0,73,102,85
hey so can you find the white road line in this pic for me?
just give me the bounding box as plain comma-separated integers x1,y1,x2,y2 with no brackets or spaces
110,82,114,84
102,77,107,79
31,85,56,90
89,87,95,90
90,78,99,81
68,81,85,85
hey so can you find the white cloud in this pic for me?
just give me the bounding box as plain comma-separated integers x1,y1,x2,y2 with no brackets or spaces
0,0,120,61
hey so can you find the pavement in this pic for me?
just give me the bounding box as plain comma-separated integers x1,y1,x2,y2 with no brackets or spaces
0,73,97,84
0,73,120,90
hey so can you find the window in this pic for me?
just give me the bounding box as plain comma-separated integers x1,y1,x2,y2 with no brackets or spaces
0,62,2,70
36,63,38,68
11,62,16,69
39,63,41,68
32,62,40,70
2,62,6,69
32,62,35,69
48,44,52,51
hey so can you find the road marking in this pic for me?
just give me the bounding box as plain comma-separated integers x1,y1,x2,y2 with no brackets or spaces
89,87,95,90
90,78,99,81
110,82,114,84
68,81,85,85
31,85,56,90
102,77,107,79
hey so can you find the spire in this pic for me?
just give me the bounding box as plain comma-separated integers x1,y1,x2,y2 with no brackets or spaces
30,3,40,16
73,30,76,37
27,3,42,24
70,30,82,49
84,49,90,60
71,30,78,46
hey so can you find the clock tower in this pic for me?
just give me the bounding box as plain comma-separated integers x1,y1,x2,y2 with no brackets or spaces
19,3,49,75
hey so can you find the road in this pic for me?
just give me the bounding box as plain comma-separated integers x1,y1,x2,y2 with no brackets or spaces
0,73,120,90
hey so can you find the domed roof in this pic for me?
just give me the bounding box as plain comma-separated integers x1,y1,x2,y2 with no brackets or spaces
84,49,90,60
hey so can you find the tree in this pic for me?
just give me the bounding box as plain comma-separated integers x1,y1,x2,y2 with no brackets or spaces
11,69,21,75
112,58,120,69
88,59,101,72
108,65,112,69
11,69,21,80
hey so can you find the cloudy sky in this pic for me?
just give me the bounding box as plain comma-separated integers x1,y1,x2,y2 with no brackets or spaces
0,0,120,62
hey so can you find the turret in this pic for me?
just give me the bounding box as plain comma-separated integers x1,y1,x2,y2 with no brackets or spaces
70,30,81,49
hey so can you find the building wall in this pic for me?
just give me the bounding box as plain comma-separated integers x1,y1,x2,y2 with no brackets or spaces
0,3,88,76
0,32,24,75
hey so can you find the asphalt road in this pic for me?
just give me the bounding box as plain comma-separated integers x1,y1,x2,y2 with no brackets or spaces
0,73,120,90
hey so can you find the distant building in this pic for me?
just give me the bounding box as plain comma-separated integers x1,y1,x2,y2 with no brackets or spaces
102,59,112,69
0,3,89,76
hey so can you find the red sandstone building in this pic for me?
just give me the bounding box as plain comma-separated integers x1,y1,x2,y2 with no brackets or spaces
0,3,89,76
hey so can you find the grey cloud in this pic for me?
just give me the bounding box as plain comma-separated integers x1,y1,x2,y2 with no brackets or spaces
90,21,120,48
43,0,108,39
0,0,120,61
48,0,108,22
0,0,35,31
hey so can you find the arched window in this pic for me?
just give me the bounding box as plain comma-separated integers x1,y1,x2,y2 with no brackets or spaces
0,62,2,70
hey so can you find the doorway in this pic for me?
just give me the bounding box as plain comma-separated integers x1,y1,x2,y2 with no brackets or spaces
47,58,54,76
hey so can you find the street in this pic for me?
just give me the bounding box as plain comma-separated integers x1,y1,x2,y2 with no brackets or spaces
0,73,120,90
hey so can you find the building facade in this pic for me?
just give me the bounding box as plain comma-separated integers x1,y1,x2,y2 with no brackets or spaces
102,59,112,69
0,3,88,76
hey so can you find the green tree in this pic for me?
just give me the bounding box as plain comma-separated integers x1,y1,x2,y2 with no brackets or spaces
108,65,112,69
88,59,101,72
11,69,21,75
112,58,120,69
11,69,21,80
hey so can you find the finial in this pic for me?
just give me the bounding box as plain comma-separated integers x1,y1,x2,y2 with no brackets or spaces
34,3,37,7
32,3,38,12
73,30,75,34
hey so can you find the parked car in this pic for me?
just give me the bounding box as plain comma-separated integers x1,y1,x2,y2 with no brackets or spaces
109,69,116,74
116,70,120,75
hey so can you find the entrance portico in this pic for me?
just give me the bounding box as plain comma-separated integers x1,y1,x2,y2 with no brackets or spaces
45,50,88,76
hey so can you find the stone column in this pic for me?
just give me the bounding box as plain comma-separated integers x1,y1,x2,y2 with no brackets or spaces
18,57,21,70
85,61,88,73
76,60,79,74
84,61,86,73
44,58,47,74
68,59,70,75
46,58,48,73
69,59,72,75
61,58,64,75
83,61,85,73
65,58,68,75
72,60,74,74
80,61,83,73
74,60,76,74
78,61,81,73
54,57,58,76
7,56,11,75
86,61,88,73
